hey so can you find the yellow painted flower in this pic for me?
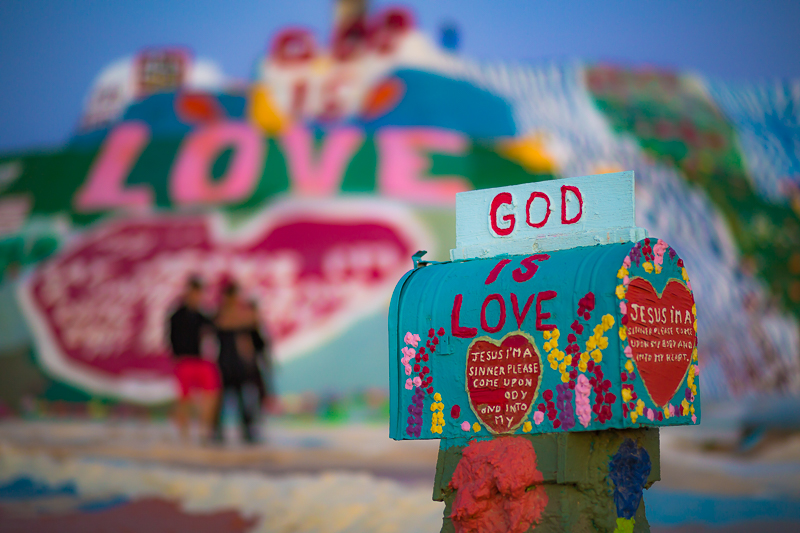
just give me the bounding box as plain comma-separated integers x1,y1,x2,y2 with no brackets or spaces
430,403,438,412
682,267,689,281
594,324,604,336
597,336,609,350
434,393,442,402
663,406,671,419
591,349,603,363
616,285,626,299
617,267,628,279
692,304,696,316
602,314,615,329
561,372,570,383
565,355,572,366
473,422,481,432
550,361,558,370
578,361,588,373
552,329,560,340
690,405,695,414
693,320,697,332
619,327,627,341
553,349,564,361
681,398,690,415
622,388,632,403
558,361,567,373
692,348,698,362
630,412,639,424
643,262,653,273
543,341,552,352
543,331,551,340
655,264,662,274
523,421,532,432
636,399,645,415
625,360,634,373
586,337,597,351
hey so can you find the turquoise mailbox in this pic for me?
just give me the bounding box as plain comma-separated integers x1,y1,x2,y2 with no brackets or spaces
388,172,699,532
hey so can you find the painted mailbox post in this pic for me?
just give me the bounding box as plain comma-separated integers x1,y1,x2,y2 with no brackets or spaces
389,172,700,532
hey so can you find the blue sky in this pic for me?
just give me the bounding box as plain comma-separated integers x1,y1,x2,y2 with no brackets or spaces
1,0,799,152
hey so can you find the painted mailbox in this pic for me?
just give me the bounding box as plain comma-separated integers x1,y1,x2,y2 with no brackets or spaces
389,171,700,440
389,171,699,532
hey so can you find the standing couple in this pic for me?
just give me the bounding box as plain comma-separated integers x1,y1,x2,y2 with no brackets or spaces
168,276,272,443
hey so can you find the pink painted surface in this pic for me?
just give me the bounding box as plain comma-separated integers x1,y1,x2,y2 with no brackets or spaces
25,206,419,391
282,125,364,196
377,128,470,204
74,122,153,212
171,122,264,205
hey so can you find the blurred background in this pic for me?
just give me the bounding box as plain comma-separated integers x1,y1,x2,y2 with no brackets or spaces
1,0,799,531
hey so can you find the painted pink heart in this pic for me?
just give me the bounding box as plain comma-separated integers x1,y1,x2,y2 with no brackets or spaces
626,277,696,407
19,200,429,402
465,332,543,434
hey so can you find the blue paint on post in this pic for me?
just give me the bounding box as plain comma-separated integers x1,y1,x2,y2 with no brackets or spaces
609,439,652,520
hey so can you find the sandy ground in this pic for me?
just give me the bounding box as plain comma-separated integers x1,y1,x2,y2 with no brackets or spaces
1,418,799,532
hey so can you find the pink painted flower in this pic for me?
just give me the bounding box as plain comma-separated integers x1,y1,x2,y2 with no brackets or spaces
405,378,413,390
623,275,630,286
623,256,631,268
687,281,692,291
401,346,416,360
404,364,412,376
620,302,627,315
413,376,422,387
691,414,697,423
533,411,544,425
669,404,676,417
404,332,421,347
624,346,632,358
461,421,471,431
574,374,592,428
646,408,655,421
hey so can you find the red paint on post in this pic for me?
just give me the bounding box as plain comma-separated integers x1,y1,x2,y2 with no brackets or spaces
525,191,551,228
480,294,506,333
560,185,583,224
449,437,548,533
535,290,558,331
451,294,478,338
489,192,515,236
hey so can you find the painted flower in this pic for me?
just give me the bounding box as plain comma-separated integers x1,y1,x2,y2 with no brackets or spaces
646,408,655,421
405,378,413,390
405,365,412,376
623,256,631,268
523,421,533,432
643,262,653,274
533,411,544,425
624,346,633,359
413,376,422,387
401,346,416,359
404,332,421,347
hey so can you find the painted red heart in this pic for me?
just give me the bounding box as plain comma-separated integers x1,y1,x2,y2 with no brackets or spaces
19,200,429,402
465,332,543,434
626,277,696,407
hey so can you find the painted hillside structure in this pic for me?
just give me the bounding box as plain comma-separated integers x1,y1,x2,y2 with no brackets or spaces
0,2,798,409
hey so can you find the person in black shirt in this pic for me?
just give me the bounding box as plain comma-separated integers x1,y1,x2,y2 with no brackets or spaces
168,276,220,441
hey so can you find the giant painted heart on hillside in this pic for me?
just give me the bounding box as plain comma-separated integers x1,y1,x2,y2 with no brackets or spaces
626,277,696,407
18,200,430,403
465,332,543,434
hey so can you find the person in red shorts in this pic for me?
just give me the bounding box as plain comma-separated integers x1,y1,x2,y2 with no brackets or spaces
168,276,220,441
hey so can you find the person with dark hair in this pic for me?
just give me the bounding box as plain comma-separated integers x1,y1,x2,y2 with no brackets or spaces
168,276,220,441
212,281,267,443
